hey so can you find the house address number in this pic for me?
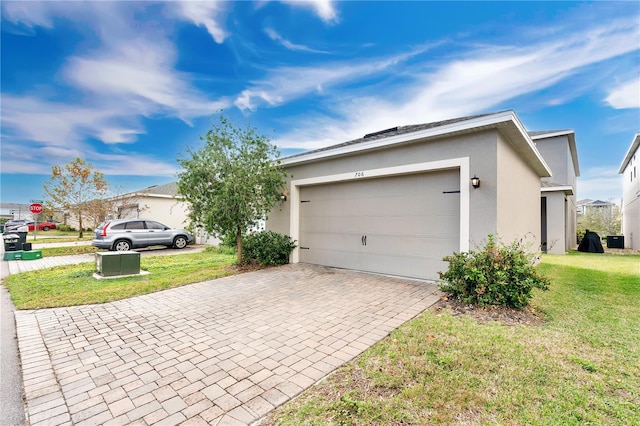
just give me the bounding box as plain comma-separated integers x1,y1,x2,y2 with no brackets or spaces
354,171,365,178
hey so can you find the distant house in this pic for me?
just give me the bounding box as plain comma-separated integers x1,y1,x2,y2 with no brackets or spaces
619,132,640,250
530,130,579,254
576,199,616,217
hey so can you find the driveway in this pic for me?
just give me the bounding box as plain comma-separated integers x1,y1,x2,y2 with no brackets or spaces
16,264,440,425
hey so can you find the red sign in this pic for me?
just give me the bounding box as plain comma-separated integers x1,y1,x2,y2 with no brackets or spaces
29,203,43,214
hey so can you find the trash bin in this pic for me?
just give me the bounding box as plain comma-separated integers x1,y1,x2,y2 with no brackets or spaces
16,231,28,250
606,235,624,249
3,234,20,251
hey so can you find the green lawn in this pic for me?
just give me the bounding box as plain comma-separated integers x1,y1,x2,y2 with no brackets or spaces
266,252,640,425
4,247,237,309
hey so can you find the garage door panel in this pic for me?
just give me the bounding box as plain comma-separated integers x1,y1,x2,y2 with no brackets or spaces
299,169,460,280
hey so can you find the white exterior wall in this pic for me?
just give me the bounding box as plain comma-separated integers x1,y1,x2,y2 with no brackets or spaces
620,139,640,250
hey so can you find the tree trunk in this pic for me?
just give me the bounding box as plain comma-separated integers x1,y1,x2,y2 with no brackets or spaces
236,228,242,264
78,213,84,239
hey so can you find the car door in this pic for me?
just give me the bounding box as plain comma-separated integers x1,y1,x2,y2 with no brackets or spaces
123,220,149,247
144,221,173,246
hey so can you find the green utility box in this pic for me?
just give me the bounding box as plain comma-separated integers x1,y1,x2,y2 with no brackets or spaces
21,250,42,260
95,251,140,277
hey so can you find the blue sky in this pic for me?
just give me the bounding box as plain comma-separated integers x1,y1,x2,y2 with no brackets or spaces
1,1,639,206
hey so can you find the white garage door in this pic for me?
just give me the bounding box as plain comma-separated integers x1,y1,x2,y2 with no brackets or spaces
299,169,460,280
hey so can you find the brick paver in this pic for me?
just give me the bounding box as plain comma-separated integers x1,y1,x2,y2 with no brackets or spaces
16,264,440,424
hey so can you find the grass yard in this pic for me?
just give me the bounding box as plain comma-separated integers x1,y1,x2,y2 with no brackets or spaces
4,247,237,309
266,252,640,425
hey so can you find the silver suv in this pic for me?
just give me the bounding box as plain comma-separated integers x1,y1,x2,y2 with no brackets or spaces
92,219,194,251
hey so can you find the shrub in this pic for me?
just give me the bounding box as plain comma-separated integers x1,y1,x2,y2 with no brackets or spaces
242,231,297,266
56,224,74,232
438,234,550,309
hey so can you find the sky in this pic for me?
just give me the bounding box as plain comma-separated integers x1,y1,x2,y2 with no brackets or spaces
1,1,639,207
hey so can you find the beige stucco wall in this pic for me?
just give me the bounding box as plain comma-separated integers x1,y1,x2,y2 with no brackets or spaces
268,129,544,254
621,144,640,250
134,196,190,230
544,192,568,254
495,133,542,251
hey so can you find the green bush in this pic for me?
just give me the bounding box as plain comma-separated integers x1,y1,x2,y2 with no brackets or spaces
242,231,297,266
438,235,550,309
56,224,74,232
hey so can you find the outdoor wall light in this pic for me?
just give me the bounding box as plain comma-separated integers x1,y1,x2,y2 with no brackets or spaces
471,175,481,189
280,194,288,202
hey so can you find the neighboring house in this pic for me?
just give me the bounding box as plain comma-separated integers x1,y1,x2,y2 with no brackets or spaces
0,203,31,221
619,132,640,250
577,199,616,216
266,110,553,281
530,130,579,254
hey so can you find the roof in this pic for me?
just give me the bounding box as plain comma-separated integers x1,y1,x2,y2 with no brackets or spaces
529,129,580,177
541,181,574,195
619,132,640,174
281,110,553,177
139,182,179,197
115,182,180,200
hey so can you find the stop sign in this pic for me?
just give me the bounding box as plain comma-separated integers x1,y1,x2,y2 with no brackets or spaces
29,203,43,214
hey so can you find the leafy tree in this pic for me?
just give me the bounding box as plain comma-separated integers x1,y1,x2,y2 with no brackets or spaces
577,201,621,237
43,158,108,238
177,116,287,263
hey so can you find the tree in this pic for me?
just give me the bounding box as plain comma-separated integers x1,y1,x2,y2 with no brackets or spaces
43,158,109,238
577,201,622,237
177,116,287,263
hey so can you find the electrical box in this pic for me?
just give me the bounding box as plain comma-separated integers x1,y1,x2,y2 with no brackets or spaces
606,236,624,249
96,252,140,277
120,252,141,275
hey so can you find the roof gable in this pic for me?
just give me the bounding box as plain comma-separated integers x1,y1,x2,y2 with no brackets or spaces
619,132,640,174
282,110,552,177
529,129,580,177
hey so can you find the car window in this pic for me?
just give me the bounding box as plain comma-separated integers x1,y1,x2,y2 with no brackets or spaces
110,223,126,230
145,221,167,230
125,221,145,230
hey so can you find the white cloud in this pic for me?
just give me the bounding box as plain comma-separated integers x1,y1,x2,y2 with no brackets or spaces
234,46,429,112
605,77,640,109
578,168,624,202
280,0,338,23
271,17,640,151
264,27,328,53
64,38,228,123
171,1,229,43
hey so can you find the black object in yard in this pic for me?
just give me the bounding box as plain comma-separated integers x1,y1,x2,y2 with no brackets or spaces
22,243,32,251
577,231,604,253
606,235,624,249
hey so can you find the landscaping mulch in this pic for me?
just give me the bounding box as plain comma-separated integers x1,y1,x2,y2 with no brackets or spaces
432,296,545,327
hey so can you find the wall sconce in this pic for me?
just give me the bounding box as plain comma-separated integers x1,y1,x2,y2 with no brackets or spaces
471,175,481,189
280,194,287,202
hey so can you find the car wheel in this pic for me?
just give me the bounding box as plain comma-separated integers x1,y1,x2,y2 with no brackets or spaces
173,236,188,249
113,240,132,251
42,226,50,231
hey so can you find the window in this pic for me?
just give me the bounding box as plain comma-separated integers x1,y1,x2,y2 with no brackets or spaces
125,221,145,230
145,221,166,230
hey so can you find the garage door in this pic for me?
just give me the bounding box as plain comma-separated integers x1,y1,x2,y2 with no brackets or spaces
299,169,460,280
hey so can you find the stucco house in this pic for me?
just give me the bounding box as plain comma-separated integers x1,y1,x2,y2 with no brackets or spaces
619,132,640,250
266,110,556,281
531,130,579,254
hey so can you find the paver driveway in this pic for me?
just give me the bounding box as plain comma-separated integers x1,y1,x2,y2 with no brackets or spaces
16,264,440,425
